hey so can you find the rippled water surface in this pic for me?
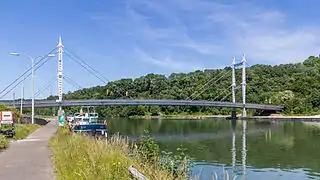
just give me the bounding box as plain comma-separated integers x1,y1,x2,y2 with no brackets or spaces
107,118,320,180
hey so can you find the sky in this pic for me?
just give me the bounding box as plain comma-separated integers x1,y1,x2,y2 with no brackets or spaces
0,0,320,100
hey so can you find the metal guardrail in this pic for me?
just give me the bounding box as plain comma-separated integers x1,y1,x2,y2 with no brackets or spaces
0,99,284,110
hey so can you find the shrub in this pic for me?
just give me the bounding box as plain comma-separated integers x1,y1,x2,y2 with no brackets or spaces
136,130,194,179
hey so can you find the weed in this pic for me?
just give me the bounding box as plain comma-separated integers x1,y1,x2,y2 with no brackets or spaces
50,128,176,180
136,130,194,179
13,124,41,139
0,124,40,149
0,135,8,149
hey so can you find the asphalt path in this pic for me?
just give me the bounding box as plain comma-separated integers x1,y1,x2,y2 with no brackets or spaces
0,118,57,180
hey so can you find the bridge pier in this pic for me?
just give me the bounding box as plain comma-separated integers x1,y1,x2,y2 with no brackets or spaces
242,107,247,117
231,109,237,119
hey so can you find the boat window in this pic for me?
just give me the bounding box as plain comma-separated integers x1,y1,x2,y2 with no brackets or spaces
83,118,90,122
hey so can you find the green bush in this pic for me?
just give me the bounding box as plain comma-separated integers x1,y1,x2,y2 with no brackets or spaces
136,130,194,179
136,130,160,161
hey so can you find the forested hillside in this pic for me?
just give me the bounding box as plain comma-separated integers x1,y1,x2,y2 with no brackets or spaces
42,56,320,117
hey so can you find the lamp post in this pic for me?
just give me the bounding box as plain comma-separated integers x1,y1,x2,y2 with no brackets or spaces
19,82,24,125
9,52,55,124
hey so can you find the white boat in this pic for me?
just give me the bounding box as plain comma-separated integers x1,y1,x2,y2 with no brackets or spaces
73,108,98,125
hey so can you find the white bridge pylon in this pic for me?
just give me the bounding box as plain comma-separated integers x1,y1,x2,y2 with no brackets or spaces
57,37,64,116
231,54,247,118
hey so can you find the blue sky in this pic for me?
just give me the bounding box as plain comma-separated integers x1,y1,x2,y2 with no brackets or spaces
0,0,320,100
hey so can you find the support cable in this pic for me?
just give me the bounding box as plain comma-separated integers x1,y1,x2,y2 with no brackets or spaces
34,76,57,98
220,92,232,102
64,48,110,83
64,52,107,84
0,54,55,99
0,47,57,96
63,75,83,90
212,85,232,102
64,51,125,98
186,65,232,101
64,78,82,90
189,70,230,101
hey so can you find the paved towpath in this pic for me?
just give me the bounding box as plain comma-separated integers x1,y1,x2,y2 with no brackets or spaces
0,119,57,180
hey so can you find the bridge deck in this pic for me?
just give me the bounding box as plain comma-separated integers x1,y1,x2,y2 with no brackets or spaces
0,99,284,111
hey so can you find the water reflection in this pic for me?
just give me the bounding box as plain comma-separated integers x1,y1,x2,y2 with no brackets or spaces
242,120,247,180
231,120,237,178
108,118,320,180
230,120,247,180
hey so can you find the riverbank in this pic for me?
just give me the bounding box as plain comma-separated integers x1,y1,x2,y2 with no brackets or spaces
0,124,41,149
129,114,320,121
129,115,228,119
50,128,187,180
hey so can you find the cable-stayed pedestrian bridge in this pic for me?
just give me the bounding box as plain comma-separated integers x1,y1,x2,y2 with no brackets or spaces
0,37,285,119
0,99,284,111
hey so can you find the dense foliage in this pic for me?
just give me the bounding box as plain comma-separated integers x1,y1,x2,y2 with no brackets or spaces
39,56,320,116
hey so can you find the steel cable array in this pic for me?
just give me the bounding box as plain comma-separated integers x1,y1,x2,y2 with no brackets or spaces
0,47,57,98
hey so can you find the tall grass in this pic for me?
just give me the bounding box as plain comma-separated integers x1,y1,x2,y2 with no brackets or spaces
0,124,41,149
0,135,8,149
13,124,41,139
50,128,177,180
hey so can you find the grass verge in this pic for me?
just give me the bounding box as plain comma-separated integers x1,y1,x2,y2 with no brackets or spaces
50,128,177,180
13,124,41,140
0,135,8,149
0,124,41,149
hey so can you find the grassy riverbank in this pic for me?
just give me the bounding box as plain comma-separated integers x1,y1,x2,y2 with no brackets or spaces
0,135,9,149
13,124,41,140
0,124,41,149
50,128,182,180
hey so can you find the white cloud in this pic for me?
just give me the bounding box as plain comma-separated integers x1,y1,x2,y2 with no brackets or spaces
134,48,204,72
90,0,320,67
201,2,320,63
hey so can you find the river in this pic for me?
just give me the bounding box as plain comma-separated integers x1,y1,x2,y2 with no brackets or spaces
107,118,320,180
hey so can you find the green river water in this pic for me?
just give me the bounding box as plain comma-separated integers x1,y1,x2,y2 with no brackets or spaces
107,118,320,180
